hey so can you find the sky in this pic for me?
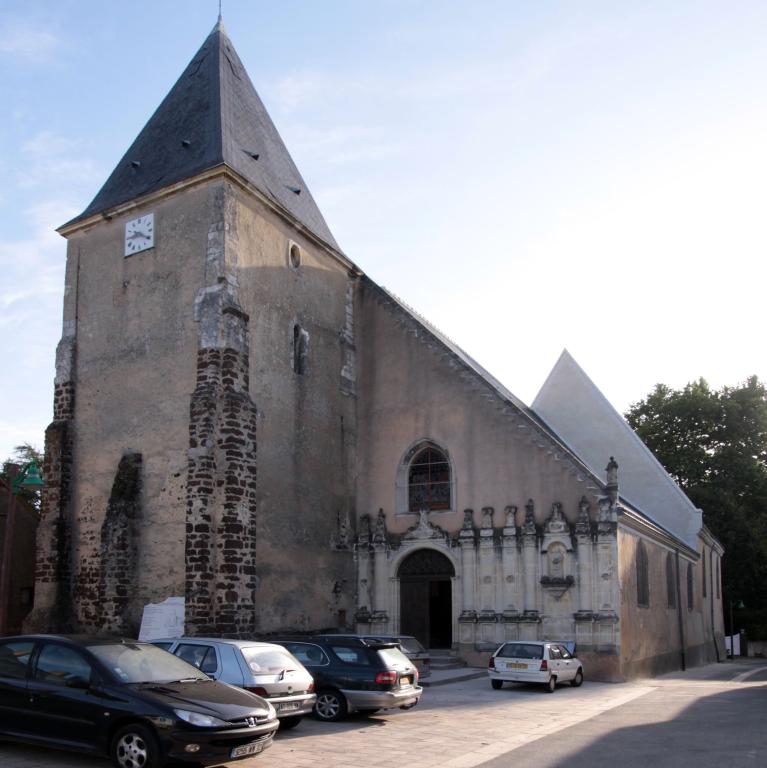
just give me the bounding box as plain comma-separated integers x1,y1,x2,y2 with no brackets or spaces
1,0,765,461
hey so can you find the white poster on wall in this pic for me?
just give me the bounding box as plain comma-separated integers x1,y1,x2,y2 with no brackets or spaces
138,596,185,641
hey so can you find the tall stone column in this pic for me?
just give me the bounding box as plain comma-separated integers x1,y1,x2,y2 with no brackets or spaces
458,511,477,619
501,506,519,615
521,500,538,615
372,544,389,616
575,496,594,615
478,507,496,615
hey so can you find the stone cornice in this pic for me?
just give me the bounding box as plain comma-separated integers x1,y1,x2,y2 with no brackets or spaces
57,164,362,278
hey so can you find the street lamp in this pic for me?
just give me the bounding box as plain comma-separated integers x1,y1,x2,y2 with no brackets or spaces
0,460,44,633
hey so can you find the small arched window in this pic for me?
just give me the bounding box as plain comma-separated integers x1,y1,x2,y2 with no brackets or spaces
666,552,676,609
408,446,451,512
687,563,694,611
636,541,649,608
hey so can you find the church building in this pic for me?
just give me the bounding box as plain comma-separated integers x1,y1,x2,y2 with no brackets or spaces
29,20,725,681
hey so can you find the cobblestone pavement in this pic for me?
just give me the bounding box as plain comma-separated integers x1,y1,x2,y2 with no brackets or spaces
2,661,761,768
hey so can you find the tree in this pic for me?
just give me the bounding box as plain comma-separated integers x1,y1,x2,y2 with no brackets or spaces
1,443,44,512
626,376,767,639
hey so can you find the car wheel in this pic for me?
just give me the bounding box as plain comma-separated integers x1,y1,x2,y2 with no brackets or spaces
545,675,557,693
278,715,303,730
571,669,584,687
314,689,348,722
491,679,503,690
111,723,161,768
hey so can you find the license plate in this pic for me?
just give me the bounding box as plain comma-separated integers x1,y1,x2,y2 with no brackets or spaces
508,662,527,669
400,675,413,685
277,701,300,712
231,740,267,759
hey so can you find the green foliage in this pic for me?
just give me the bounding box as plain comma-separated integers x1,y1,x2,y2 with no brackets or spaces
1,443,44,512
626,377,767,638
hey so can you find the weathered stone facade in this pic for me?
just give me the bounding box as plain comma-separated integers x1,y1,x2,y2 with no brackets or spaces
29,20,723,680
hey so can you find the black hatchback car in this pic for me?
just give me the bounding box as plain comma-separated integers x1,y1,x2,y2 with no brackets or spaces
0,635,279,767
270,635,422,721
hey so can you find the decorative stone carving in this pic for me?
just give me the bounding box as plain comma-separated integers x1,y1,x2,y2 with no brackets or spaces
481,506,494,529
333,509,350,549
545,502,567,534
373,508,387,544
522,499,536,536
606,456,619,504
504,505,517,528
403,510,447,541
358,514,371,544
575,496,591,536
460,508,475,539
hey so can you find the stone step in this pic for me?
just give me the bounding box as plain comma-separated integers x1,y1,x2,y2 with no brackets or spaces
428,649,467,670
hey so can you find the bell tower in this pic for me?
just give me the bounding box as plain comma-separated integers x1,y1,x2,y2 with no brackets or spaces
29,19,358,636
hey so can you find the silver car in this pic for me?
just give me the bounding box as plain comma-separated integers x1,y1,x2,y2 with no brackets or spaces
154,638,316,729
488,640,584,693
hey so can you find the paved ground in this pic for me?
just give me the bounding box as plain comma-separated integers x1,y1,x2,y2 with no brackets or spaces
2,660,765,768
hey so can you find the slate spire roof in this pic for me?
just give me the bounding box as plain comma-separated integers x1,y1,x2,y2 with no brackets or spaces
66,19,339,250
532,349,702,549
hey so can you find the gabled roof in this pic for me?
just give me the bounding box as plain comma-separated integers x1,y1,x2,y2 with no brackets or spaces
532,349,702,549
64,20,339,251
370,282,607,490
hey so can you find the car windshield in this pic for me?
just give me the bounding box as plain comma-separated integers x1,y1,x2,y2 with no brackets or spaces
377,647,412,668
241,648,300,674
89,642,209,683
497,643,544,660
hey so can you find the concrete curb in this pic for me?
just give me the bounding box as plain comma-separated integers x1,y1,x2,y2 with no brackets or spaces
421,670,487,687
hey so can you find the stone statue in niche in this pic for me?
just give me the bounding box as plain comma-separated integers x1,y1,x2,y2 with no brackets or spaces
373,508,387,544
481,506,494,529
505,505,517,528
548,542,567,579
462,509,473,530
359,578,371,612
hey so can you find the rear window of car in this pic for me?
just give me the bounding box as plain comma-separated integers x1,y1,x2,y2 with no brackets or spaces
175,643,218,674
330,646,371,666
241,648,300,673
376,647,412,668
497,643,544,660
395,637,426,654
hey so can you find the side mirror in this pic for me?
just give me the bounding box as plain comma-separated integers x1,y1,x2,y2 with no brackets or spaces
66,675,91,690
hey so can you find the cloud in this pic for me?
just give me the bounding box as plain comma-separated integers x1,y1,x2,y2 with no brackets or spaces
0,23,60,59
18,130,102,190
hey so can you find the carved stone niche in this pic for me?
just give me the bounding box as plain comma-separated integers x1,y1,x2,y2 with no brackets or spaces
541,505,575,600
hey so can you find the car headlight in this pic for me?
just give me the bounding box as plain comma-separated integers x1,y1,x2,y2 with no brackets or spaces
174,709,229,727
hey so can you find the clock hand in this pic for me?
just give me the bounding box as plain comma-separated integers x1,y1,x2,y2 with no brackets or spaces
127,231,147,240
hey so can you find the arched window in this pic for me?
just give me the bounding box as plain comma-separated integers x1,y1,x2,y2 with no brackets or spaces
702,550,707,598
636,541,649,608
408,445,451,512
666,552,676,609
687,563,694,611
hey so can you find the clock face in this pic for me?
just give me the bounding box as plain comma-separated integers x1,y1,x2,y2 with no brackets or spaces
124,213,155,256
